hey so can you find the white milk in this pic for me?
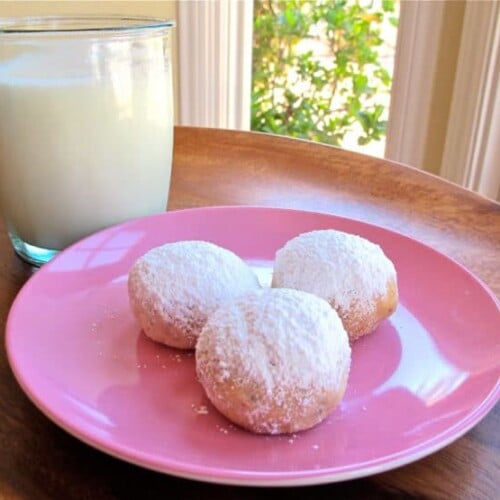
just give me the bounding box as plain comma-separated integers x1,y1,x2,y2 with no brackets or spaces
0,51,173,250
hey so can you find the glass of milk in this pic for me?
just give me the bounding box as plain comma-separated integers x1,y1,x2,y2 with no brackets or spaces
0,16,175,265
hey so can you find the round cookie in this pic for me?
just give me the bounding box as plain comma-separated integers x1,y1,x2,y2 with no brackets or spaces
272,229,398,340
196,288,351,435
128,240,260,349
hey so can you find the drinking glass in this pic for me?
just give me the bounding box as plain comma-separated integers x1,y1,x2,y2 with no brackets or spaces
0,16,175,265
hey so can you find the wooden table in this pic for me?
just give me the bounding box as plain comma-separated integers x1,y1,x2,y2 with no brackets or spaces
1,127,498,499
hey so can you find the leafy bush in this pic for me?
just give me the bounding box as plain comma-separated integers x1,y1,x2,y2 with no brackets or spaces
251,0,397,147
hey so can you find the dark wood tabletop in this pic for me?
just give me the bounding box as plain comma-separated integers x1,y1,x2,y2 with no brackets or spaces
1,126,499,499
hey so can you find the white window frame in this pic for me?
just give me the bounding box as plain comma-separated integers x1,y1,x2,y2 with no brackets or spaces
384,0,445,170
177,0,253,130
440,0,500,200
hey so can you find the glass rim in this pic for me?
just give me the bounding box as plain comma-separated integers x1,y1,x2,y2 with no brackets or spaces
0,15,175,34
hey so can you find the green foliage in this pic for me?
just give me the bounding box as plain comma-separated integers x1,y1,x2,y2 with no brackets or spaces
251,0,397,147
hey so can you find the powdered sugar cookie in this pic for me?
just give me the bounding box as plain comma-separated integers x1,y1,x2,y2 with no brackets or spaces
196,288,351,434
128,241,261,349
272,230,398,340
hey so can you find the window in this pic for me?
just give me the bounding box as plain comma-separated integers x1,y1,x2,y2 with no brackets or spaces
177,0,500,201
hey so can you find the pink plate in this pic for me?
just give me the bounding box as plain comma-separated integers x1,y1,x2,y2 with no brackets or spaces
5,206,500,486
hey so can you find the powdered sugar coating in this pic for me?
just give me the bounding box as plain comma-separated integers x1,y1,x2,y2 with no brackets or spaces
128,241,261,349
272,230,398,339
273,230,395,309
196,288,351,434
